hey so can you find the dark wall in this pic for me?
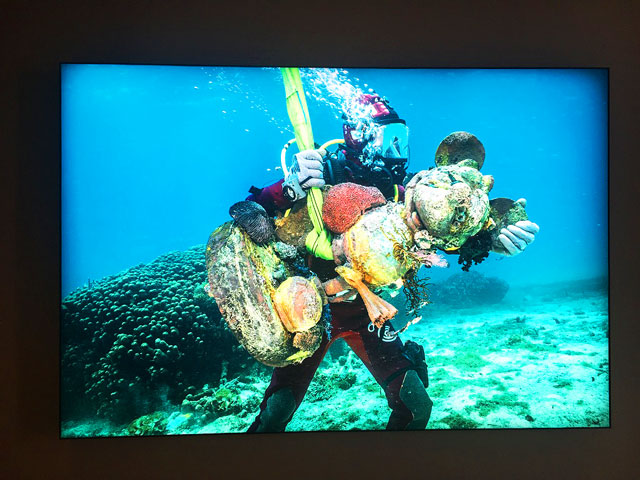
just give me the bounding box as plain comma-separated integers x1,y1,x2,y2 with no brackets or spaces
3,1,639,478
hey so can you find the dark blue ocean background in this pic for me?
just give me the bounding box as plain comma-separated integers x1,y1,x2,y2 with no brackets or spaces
61,66,608,297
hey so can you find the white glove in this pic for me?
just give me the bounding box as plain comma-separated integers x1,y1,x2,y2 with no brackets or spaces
496,199,540,256
292,149,326,189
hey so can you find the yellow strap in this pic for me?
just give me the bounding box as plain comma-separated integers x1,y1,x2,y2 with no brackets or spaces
320,138,345,150
281,68,314,151
393,184,399,202
281,67,333,260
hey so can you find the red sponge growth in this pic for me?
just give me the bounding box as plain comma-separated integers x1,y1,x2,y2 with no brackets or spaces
322,183,386,234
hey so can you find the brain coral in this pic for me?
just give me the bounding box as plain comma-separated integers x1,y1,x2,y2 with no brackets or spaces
61,246,255,423
322,183,386,234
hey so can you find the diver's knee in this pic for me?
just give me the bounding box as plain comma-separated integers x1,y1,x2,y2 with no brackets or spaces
399,370,433,430
255,387,297,433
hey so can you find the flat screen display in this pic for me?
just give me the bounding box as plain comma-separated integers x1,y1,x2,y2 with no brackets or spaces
61,65,608,437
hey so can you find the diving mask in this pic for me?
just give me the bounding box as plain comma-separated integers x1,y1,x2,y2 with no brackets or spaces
368,121,410,161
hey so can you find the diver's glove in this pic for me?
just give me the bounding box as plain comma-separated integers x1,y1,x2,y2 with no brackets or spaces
495,199,540,256
282,149,326,202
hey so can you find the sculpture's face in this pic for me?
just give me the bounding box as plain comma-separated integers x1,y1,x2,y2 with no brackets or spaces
412,165,492,250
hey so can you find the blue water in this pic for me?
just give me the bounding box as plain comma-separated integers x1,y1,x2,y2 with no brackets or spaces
61,66,607,297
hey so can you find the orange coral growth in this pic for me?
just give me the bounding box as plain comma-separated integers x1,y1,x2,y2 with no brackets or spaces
322,183,386,234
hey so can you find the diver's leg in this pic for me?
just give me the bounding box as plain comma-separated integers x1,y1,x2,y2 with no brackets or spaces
385,370,433,430
343,322,433,430
247,299,367,433
248,334,330,433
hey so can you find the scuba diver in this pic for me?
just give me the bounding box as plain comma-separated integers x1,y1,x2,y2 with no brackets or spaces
241,93,539,432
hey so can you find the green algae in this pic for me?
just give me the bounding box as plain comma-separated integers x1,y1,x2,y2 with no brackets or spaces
428,381,454,398
553,379,573,389
452,351,490,370
502,334,555,352
306,369,359,402
467,392,531,418
126,411,169,436
440,412,481,429
488,377,508,391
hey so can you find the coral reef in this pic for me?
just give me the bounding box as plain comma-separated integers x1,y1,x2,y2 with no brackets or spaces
322,182,386,234
176,373,269,430
61,277,610,436
180,384,244,424
61,246,254,422
126,411,170,436
429,271,509,306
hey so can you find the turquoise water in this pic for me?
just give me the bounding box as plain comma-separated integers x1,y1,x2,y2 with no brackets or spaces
62,66,607,295
60,66,609,435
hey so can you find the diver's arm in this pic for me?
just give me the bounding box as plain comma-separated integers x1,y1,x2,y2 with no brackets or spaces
246,149,326,217
490,198,539,256
247,180,293,217
457,198,540,270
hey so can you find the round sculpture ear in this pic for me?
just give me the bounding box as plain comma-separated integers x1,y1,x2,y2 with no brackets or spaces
434,131,485,169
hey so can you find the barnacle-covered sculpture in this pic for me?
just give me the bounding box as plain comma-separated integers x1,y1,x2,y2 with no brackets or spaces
205,219,325,367
409,160,494,252
320,132,499,327
322,184,448,327
207,131,527,365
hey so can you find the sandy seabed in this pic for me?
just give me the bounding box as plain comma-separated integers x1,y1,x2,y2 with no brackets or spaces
62,278,609,437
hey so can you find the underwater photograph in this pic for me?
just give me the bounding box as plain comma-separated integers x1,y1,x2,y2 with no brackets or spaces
60,65,609,437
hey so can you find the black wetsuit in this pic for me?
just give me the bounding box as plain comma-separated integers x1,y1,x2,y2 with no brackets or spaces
246,149,433,432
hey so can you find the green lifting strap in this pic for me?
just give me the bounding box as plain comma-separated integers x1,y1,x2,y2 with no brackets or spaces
280,67,334,260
